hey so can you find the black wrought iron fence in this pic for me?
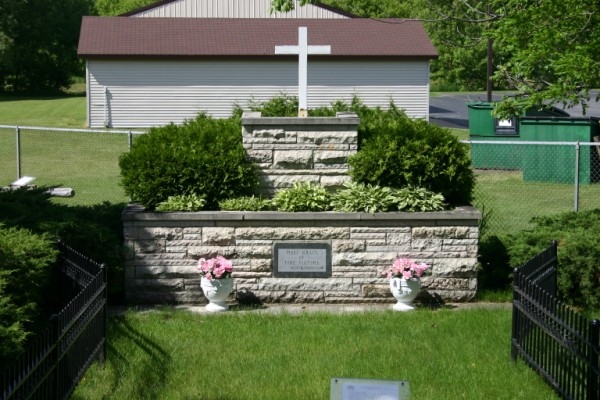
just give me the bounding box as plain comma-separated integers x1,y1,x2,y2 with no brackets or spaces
0,241,107,400
512,241,600,400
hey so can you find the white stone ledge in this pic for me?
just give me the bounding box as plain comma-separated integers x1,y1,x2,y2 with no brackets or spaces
122,205,481,224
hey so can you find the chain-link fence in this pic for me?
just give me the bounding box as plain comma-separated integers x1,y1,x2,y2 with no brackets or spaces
2,125,599,238
0,125,144,205
464,140,600,236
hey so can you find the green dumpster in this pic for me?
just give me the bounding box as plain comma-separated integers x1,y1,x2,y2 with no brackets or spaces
468,102,521,170
520,117,600,184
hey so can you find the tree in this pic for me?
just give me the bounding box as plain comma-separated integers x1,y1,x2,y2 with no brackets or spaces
272,0,501,92
490,0,600,116
273,0,600,116
0,0,96,94
95,0,156,16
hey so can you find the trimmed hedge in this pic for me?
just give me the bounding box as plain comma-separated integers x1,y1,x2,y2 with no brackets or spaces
347,104,475,206
119,113,259,210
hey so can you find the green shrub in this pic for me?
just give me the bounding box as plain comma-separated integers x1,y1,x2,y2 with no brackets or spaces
477,234,512,291
0,188,126,305
503,209,600,310
0,224,58,368
219,196,274,211
348,105,475,205
247,94,299,117
156,194,206,212
272,181,333,212
119,114,259,210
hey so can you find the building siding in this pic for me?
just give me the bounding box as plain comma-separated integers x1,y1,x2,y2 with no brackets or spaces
86,59,430,128
131,0,350,18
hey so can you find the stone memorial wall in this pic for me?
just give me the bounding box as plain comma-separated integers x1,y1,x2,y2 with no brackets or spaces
122,207,480,305
122,114,481,306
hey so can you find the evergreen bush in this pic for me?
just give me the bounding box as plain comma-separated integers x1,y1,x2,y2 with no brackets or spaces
348,104,475,205
0,224,58,369
119,114,259,210
503,209,600,311
0,188,126,305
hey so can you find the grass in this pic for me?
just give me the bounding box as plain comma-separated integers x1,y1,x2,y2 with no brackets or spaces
0,94,86,128
0,127,133,205
71,308,558,400
473,169,600,235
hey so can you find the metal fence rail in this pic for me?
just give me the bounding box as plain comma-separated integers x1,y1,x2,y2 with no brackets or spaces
1,126,599,235
0,125,145,205
512,242,600,400
462,140,600,235
0,241,107,400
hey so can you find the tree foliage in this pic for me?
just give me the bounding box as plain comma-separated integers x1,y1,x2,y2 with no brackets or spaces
274,0,600,116
490,0,600,116
95,0,155,15
0,0,96,94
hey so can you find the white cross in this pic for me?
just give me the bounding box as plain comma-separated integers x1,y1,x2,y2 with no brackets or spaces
275,27,331,117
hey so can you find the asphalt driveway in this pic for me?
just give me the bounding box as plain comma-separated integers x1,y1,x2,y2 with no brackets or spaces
429,91,600,129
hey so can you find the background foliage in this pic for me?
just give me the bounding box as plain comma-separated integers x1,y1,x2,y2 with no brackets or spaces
275,0,600,115
0,0,95,93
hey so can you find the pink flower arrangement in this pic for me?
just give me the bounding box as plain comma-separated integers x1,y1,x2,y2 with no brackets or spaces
382,258,429,280
197,255,233,280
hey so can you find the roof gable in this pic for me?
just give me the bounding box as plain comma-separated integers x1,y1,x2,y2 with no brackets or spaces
123,0,355,18
78,17,438,59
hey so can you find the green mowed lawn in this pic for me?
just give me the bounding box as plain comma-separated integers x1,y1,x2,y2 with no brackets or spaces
0,95,87,128
71,308,559,400
0,127,132,204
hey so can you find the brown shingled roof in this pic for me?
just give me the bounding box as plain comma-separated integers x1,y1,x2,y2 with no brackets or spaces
77,16,438,59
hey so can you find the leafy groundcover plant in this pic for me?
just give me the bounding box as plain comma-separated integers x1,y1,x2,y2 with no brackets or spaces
156,194,206,212
220,182,447,213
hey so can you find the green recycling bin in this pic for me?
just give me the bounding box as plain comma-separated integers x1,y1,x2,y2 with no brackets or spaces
520,117,600,184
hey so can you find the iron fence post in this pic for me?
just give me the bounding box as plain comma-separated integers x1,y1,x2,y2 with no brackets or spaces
589,319,599,400
511,267,520,361
50,314,60,400
128,130,133,150
100,263,107,364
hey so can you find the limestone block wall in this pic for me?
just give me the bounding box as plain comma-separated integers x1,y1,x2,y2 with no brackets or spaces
122,206,481,305
241,112,359,195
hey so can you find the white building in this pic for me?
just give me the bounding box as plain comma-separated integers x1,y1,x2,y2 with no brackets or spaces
77,0,438,128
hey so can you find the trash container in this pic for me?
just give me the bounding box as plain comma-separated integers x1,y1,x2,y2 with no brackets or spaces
520,117,600,184
468,102,521,169
468,102,571,170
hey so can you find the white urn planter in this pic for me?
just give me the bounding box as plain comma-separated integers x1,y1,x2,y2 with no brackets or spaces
201,277,234,312
390,278,421,311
